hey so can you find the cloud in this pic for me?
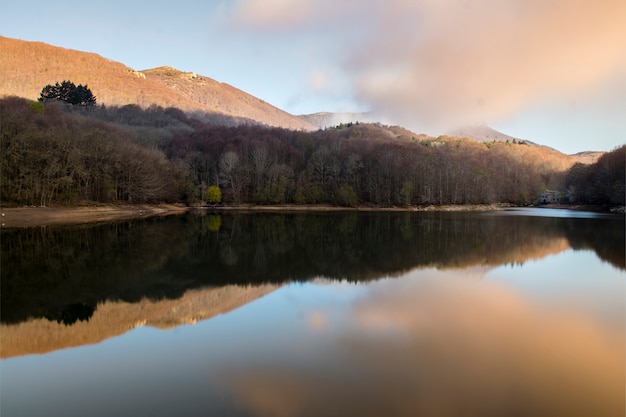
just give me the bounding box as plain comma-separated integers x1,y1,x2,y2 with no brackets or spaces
229,0,317,29
308,69,331,93
226,0,626,132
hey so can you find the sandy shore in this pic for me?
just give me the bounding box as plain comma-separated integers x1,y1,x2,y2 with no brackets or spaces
0,204,189,228
0,203,508,228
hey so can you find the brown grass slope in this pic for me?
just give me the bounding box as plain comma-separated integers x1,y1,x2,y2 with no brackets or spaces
142,66,314,130
0,36,315,130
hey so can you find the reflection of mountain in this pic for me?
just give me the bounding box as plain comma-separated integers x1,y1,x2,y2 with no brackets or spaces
2,211,623,327
0,284,278,358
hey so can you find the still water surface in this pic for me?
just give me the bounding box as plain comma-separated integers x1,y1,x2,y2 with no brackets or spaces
1,209,624,416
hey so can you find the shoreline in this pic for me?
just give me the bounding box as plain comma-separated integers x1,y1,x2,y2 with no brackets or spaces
1,203,504,228
199,203,509,212
1,202,620,229
0,204,189,229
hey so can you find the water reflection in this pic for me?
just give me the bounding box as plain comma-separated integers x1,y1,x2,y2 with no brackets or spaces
2,211,623,326
47,302,96,325
218,272,623,417
0,284,279,358
1,210,624,417
1,211,624,356
494,207,618,218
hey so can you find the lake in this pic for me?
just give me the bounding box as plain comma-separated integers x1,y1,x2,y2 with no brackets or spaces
1,208,624,417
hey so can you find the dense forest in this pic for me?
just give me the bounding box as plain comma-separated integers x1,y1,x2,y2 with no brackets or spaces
1,96,624,207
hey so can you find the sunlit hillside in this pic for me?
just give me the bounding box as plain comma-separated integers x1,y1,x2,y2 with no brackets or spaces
0,36,315,130
0,36,605,163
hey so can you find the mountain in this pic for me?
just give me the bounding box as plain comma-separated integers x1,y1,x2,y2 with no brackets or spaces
0,36,315,131
447,125,603,164
298,112,378,129
0,36,603,164
568,151,606,165
300,114,603,165
447,125,533,145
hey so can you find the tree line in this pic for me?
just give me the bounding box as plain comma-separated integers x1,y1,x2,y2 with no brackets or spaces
1,95,623,207
565,148,625,206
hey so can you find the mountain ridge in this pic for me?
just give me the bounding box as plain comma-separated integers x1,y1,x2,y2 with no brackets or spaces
0,36,315,131
0,36,603,162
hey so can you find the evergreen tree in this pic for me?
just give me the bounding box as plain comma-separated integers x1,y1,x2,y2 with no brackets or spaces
39,80,96,106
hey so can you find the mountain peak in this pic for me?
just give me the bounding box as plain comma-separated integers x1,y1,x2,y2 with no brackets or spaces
446,125,529,144
142,66,196,79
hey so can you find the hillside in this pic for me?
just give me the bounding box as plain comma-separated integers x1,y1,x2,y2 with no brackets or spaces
0,36,315,130
448,125,532,144
447,125,604,164
299,111,377,129
0,36,604,160
301,116,604,165
141,66,314,130
301,115,599,171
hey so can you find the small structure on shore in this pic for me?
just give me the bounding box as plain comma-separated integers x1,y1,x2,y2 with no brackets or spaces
540,190,559,204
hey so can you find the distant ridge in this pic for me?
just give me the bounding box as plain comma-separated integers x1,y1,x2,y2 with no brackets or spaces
447,125,534,145
298,112,378,129
0,36,605,163
447,125,603,163
0,36,315,130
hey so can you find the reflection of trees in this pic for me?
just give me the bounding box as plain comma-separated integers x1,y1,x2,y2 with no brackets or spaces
556,217,625,269
2,211,623,325
219,245,239,266
45,303,96,326
1,217,192,324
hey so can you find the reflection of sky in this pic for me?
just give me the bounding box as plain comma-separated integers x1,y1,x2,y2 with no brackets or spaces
488,207,618,219
2,254,624,417
486,249,625,329
216,268,624,417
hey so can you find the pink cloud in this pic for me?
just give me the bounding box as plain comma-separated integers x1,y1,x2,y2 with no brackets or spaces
226,0,626,132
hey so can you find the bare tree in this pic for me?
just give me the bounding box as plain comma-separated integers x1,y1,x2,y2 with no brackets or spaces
219,151,242,203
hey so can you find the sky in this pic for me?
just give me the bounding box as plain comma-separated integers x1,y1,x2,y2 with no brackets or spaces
1,0,625,154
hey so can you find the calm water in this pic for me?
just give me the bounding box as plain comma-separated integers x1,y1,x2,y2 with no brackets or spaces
1,209,624,417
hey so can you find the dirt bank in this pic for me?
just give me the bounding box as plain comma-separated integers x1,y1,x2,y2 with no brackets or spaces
204,203,507,212
0,204,189,228
1,203,509,228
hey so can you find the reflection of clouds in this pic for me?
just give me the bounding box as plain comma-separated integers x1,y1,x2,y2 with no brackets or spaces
219,272,624,417
307,310,326,330
348,273,624,416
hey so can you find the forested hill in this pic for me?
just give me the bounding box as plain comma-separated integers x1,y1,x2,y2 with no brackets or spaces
2,96,623,208
0,36,314,131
